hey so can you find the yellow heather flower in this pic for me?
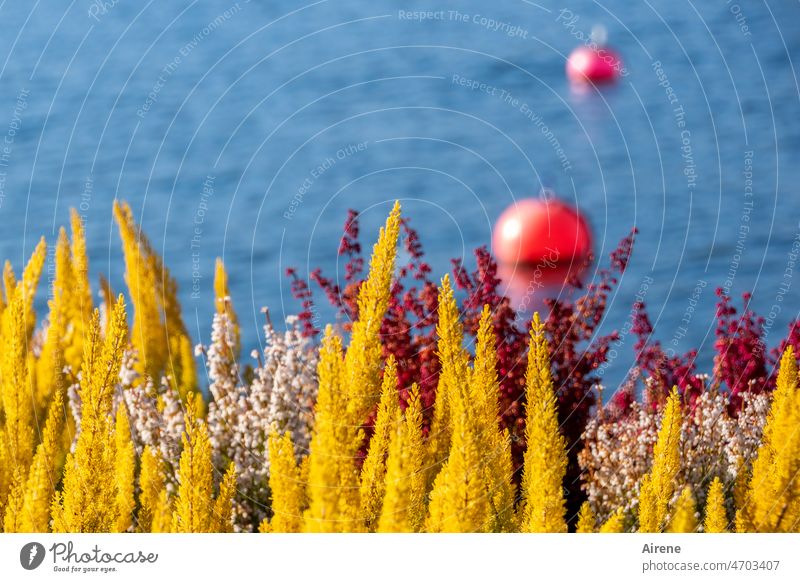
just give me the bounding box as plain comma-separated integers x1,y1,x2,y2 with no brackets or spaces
378,385,425,533
35,228,70,414
667,486,698,533
114,201,163,381
172,393,216,532
426,375,450,492
520,312,568,533
214,258,240,360
138,445,167,532
360,356,400,530
599,508,626,533
704,477,728,533
19,388,65,532
426,278,492,533
114,202,197,400
52,299,129,532
471,305,515,532
2,260,16,311
0,289,35,476
21,237,47,340
211,462,237,533
343,201,401,425
0,271,5,323
576,502,596,533
267,429,304,533
2,469,26,532
425,275,463,490
114,405,136,532
67,209,93,372
737,347,800,532
304,327,363,532
638,387,682,533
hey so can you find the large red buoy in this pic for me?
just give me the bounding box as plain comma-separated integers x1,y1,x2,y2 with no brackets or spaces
566,45,622,84
492,197,592,268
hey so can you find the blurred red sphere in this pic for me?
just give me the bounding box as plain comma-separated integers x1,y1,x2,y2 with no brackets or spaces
566,46,622,84
492,197,592,268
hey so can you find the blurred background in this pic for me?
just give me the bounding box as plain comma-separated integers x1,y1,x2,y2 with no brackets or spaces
0,0,799,390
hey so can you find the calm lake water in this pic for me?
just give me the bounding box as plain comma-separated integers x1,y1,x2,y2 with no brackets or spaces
1,0,799,390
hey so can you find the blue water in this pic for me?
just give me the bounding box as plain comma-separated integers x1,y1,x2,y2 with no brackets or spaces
1,1,799,389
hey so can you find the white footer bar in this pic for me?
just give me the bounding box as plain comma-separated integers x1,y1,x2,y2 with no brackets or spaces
1,534,798,582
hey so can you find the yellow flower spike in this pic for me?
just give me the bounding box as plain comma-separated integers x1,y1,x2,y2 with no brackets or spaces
599,508,626,533
426,375,450,490
425,403,490,532
704,477,728,533
426,280,493,533
114,201,197,400
69,209,92,321
360,356,400,531
304,327,363,532
20,237,47,340
425,275,466,490
99,274,114,331
52,298,129,532
67,209,93,372
737,347,800,532
471,305,515,532
176,333,200,413
267,429,304,533
19,387,65,532
138,446,166,533
35,228,71,412
638,387,682,532
1,289,35,475
172,392,215,533
211,462,237,533
343,200,401,425
214,258,240,360
114,201,162,381
2,468,26,532
378,384,426,533
520,312,568,533
114,405,136,533
667,486,698,533
576,501,596,533
0,269,6,322
2,260,16,306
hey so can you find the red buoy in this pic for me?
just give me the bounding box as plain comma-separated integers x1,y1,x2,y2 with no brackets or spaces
492,197,592,268
566,45,622,84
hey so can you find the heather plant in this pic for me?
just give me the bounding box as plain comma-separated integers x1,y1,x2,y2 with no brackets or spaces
198,260,319,530
580,386,768,524
704,477,728,533
0,201,798,535
425,280,515,532
637,388,682,532
293,209,637,524
736,347,800,532
377,384,426,533
520,313,568,532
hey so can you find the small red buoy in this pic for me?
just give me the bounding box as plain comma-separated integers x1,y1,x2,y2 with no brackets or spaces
492,197,592,268
566,45,622,84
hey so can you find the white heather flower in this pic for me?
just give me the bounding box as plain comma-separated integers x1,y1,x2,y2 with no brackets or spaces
112,348,185,491
199,311,319,531
580,381,769,523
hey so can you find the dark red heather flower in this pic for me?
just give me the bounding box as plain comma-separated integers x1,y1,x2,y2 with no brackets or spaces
628,301,704,410
713,290,770,412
